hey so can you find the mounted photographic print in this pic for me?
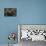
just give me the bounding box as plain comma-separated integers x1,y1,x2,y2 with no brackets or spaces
4,8,17,16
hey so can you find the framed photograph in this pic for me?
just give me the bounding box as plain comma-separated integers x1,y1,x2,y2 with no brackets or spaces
4,8,17,16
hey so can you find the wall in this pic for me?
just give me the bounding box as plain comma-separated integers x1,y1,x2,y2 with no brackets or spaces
0,0,46,44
